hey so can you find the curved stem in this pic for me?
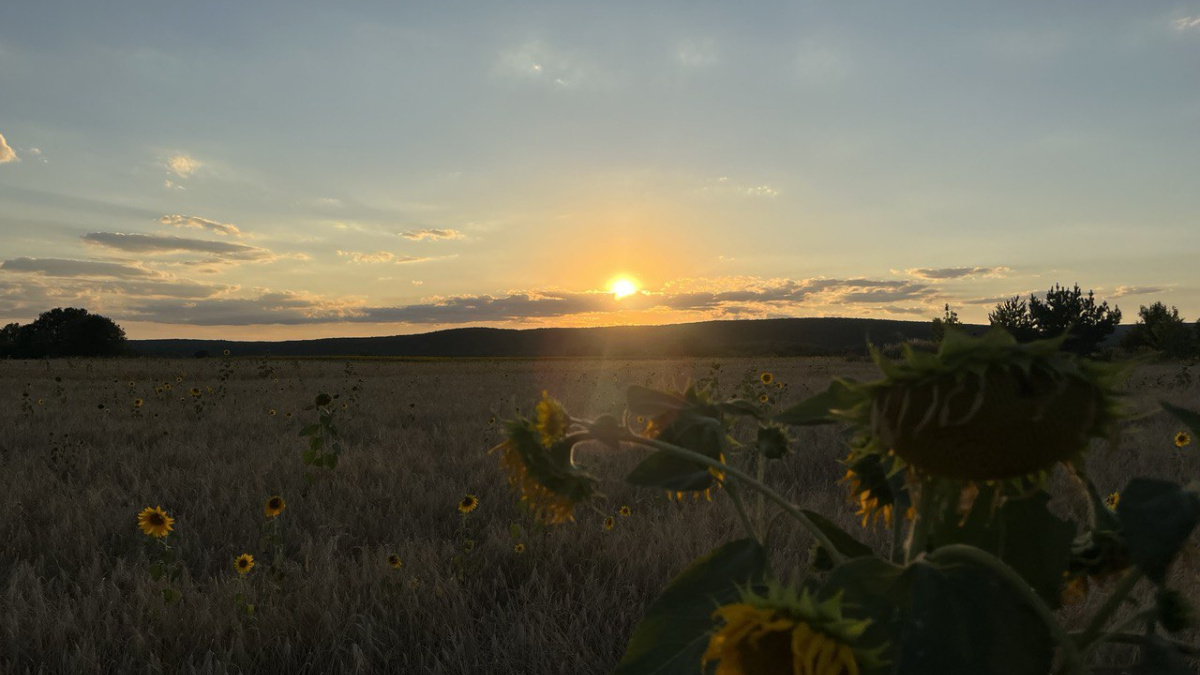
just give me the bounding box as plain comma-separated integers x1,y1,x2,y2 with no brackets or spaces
619,432,848,565
1075,568,1144,654
927,544,1087,675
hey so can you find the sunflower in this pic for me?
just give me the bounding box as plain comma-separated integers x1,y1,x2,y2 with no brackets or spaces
176,376,183,383
268,408,277,416
761,372,774,385
619,505,632,517
1176,431,1192,449
759,394,770,404
189,387,202,397
1105,491,1120,511
223,349,231,356
458,494,479,514
234,553,255,575
535,391,570,446
603,516,615,531
285,412,293,418
703,585,885,675
513,543,526,554
490,414,599,525
264,495,286,518
387,554,403,569
133,398,144,408
137,506,174,538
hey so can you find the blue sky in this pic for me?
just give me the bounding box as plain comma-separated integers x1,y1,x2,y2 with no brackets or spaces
2,1,1198,339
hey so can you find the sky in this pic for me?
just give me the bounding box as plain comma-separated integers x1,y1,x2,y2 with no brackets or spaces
2,1,1199,340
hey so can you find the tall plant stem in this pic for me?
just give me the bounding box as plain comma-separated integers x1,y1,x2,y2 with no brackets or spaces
1074,568,1144,656
928,544,1087,675
725,480,761,544
619,433,847,565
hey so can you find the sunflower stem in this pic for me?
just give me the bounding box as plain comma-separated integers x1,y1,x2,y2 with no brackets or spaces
725,479,761,545
618,433,848,565
1071,631,1200,656
1074,568,1144,656
927,544,1087,675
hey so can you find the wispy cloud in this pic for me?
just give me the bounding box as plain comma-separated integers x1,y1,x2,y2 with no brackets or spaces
1174,16,1200,30
905,266,1010,280
81,232,273,260
495,40,582,88
166,154,201,177
159,214,242,237
399,228,465,241
338,250,396,263
0,132,18,164
1,257,161,279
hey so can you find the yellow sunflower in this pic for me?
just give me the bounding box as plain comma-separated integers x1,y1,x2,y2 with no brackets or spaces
513,542,526,554
759,394,770,404
234,553,255,575
490,413,599,525
133,398,144,408
264,495,286,518
703,586,884,675
387,554,403,569
223,349,231,356
535,391,570,446
458,494,479,514
619,505,632,517
137,505,174,538
1105,491,1120,511
761,372,774,385
268,408,277,416
603,516,615,531
1176,431,1192,449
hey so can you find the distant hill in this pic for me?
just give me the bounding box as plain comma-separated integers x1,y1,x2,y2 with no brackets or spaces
130,317,959,358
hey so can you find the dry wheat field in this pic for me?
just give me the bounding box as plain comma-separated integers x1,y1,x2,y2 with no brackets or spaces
1,355,1198,674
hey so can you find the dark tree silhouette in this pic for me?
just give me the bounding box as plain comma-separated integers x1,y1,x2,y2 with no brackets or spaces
929,304,961,343
987,284,1121,355
0,308,127,358
1122,302,1195,358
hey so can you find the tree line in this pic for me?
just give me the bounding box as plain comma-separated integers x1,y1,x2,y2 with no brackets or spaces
933,283,1200,358
0,307,127,358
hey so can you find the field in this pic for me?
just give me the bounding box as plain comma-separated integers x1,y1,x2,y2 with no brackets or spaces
1,355,1198,674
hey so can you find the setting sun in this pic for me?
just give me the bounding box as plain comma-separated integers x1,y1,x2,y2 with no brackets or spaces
609,277,639,299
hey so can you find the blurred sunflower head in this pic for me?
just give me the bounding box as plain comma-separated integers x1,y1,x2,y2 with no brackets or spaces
264,495,286,518
234,553,254,575
387,554,403,569
703,584,886,675
268,408,277,416
619,505,632,517
1176,431,1192,449
137,505,174,538
133,398,144,408
458,494,479,514
490,413,599,525
760,372,774,385
603,516,615,531
513,542,526,554
759,394,770,404
535,391,570,446
1105,491,1120,511
189,387,202,397
834,330,1125,486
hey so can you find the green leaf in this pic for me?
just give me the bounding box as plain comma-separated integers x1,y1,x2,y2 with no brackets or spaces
1117,478,1200,583
773,379,861,426
932,491,1075,608
755,426,789,460
626,414,725,492
162,588,182,604
895,560,1054,675
320,453,339,469
301,449,317,465
821,556,907,653
149,561,164,581
801,510,874,560
309,436,325,452
614,538,767,675
716,399,765,420
297,424,320,437
1162,401,1200,438
627,386,692,416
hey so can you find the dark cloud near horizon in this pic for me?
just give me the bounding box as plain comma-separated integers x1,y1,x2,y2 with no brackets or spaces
906,266,1009,280
1,257,160,278
81,232,272,260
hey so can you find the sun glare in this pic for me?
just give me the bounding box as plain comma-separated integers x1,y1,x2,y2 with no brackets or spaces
609,277,639,299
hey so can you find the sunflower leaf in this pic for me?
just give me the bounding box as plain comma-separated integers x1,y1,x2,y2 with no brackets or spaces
801,509,874,560
773,379,861,426
614,538,767,675
1116,478,1200,583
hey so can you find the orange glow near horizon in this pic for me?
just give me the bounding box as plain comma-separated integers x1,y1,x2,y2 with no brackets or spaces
609,277,639,299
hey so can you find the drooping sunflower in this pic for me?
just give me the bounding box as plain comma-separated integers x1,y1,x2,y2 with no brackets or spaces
1105,491,1120,511
832,330,1126,486
490,402,599,525
703,585,886,675
1176,431,1192,449
387,554,403,569
458,494,479,514
137,505,174,538
619,505,632,517
264,495,286,518
761,372,774,385
234,553,255,575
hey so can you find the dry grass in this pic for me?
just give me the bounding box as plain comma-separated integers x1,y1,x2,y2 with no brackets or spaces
0,355,1197,673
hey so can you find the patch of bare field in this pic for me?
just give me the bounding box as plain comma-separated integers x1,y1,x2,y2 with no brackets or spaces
0,356,1197,673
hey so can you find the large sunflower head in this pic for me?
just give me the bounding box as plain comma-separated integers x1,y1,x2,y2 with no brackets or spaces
490,413,599,525
844,329,1126,484
264,495,286,518
137,505,174,538
234,553,255,575
535,391,570,446
703,584,887,675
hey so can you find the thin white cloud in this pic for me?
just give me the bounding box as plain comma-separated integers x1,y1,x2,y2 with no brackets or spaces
495,40,581,88
1174,16,1200,30
82,232,273,261
1,257,161,279
166,154,201,178
159,214,243,237
697,177,779,198
0,132,18,164
399,228,465,241
338,250,395,263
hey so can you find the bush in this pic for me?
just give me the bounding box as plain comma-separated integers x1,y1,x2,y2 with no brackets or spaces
988,284,1121,355
1122,302,1197,359
0,307,127,358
